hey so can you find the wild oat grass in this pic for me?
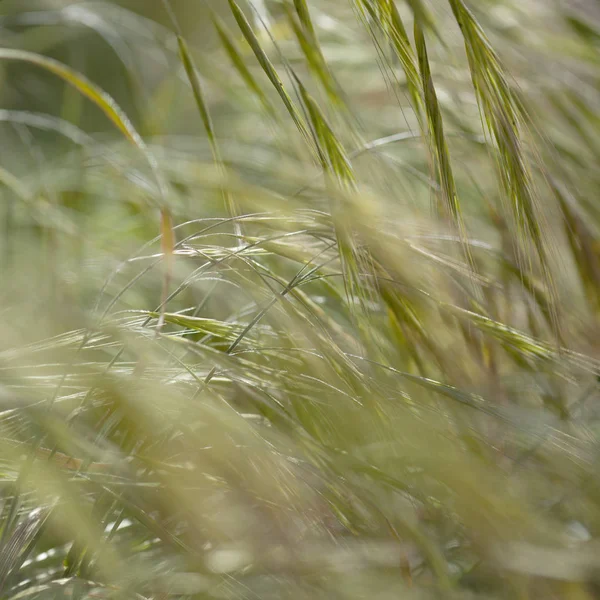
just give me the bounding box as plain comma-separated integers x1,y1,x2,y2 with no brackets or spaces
0,0,599,598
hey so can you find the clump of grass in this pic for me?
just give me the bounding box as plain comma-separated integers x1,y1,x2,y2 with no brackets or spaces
0,1,599,599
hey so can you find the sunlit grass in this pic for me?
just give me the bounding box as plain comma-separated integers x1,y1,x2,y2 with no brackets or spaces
0,0,599,598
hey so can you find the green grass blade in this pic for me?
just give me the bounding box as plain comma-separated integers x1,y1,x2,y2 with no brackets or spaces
286,1,346,110
227,0,314,149
212,14,278,119
413,22,461,223
446,0,559,331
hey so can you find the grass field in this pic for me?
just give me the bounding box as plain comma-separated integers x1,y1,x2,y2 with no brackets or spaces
0,0,599,598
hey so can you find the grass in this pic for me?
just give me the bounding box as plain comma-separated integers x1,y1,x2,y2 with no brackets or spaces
0,0,599,598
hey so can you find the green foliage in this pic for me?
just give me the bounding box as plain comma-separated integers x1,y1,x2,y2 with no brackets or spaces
0,1,599,599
